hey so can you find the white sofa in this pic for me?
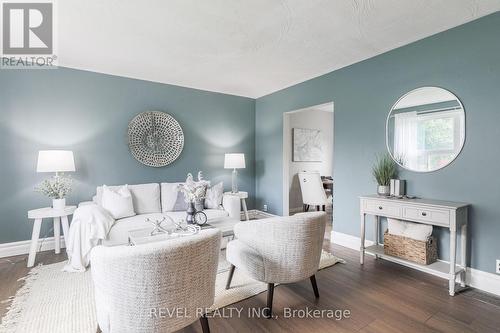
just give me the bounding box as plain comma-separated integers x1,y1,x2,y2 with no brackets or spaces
82,182,241,246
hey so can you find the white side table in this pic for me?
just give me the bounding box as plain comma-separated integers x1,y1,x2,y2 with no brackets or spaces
27,206,76,267
224,191,249,221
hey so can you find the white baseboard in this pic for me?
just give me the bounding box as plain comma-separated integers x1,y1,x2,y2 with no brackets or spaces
465,265,500,296
0,236,66,258
331,230,500,296
331,231,374,249
243,209,276,220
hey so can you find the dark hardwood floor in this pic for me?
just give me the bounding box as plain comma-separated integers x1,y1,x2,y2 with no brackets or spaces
1,230,499,332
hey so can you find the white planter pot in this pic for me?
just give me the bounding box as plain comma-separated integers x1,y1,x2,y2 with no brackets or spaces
377,185,390,196
52,198,66,210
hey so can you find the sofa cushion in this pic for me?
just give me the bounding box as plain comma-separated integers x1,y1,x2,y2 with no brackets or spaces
161,182,188,212
102,210,230,246
101,185,136,220
96,183,161,214
205,182,224,209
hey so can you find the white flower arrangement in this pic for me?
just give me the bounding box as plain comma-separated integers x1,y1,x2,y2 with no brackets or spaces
177,171,209,203
35,176,72,199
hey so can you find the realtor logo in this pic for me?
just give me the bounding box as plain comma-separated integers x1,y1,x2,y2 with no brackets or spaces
1,1,57,68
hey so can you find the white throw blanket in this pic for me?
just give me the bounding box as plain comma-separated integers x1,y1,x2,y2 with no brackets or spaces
63,204,115,272
387,218,433,241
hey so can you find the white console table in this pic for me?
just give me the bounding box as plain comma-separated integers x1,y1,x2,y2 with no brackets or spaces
359,195,469,296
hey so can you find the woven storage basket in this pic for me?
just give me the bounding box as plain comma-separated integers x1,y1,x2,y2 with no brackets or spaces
383,231,437,265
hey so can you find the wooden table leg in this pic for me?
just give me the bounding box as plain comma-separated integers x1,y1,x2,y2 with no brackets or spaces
28,219,42,267
360,213,366,265
241,199,250,221
460,223,467,287
53,217,61,254
449,222,457,296
61,215,70,249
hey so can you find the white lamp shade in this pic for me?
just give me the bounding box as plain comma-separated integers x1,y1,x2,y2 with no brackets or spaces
37,150,75,173
224,153,245,169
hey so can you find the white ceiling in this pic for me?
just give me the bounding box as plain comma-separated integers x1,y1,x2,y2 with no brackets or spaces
59,1,500,98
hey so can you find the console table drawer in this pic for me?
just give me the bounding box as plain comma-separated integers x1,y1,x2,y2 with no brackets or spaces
363,201,401,217
402,206,450,226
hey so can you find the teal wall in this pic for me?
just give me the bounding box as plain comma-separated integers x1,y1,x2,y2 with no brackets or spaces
255,12,500,274
2,12,499,275
0,68,255,243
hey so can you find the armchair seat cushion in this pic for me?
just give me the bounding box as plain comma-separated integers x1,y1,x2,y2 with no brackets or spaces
226,239,265,282
226,212,326,284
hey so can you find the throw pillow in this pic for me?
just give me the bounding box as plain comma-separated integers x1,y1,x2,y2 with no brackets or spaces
205,182,224,209
101,185,136,219
172,191,189,211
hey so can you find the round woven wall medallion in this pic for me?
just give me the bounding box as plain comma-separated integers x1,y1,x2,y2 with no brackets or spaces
128,111,184,167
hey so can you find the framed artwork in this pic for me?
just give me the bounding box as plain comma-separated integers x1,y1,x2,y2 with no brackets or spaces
293,128,323,162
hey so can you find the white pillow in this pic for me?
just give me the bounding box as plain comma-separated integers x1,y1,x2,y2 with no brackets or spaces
127,183,161,214
161,182,183,212
387,218,433,241
387,218,407,237
95,183,161,214
404,222,433,242
205,182,224,209
101,185,136,219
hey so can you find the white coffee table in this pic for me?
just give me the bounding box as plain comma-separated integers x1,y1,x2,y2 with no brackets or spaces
204,217,241,238
27,206,76,267
128,217,241,246
128,228,187,245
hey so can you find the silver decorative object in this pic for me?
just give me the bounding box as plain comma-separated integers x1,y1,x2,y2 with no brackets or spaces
128,111,184,167
390,179,406,197
146,217,169,236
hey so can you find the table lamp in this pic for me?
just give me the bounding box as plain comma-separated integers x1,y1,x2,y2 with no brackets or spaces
36,150,75,210
224,153,245,193
37,150,75,175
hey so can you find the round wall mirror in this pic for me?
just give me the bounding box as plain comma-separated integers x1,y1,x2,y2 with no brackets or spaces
386,87,465,172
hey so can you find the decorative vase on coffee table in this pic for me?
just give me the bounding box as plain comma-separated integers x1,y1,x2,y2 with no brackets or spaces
186,201,195,224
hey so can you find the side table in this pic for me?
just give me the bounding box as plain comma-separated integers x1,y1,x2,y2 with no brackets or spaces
27,206,76,267
224,191,249,221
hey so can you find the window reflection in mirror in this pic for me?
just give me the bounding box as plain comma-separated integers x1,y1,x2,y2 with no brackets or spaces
387,87,465,172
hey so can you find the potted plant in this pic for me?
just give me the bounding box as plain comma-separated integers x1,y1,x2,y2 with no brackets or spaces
372,154,397,196
35,176,72,210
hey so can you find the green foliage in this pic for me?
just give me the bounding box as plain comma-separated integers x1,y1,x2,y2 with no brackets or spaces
372,154,398,186
418,117,454,150
35,176,72,199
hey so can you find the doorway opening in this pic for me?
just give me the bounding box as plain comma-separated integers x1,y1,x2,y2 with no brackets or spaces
282,102,334,230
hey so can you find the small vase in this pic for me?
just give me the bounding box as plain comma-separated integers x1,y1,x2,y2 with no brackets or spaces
377,185,390,196
52,198,66,210
186,201,195,224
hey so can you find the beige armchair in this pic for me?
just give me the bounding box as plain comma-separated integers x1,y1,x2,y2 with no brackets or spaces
91,229,221,333
225,212,326,318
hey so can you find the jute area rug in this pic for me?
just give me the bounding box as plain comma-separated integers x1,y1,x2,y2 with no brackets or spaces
0,250,344,333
